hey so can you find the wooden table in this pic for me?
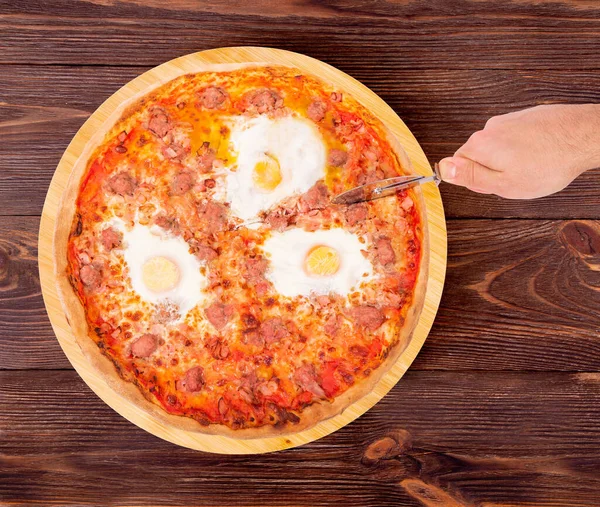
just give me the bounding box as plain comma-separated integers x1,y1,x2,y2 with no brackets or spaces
2,2,600,505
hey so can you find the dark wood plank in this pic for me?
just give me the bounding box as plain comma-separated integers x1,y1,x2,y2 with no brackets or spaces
0,216,69,369
2,65,600,217
413,218,600,371
3,217,599,371
2,1,600,68
1,370,600,506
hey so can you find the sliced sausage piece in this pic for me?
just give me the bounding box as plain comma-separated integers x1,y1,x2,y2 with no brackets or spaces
80,264,102,289
148,107,172,138
197,201,228,234
100,227,122,251
242,328,264,348
299,181,329,212
264,207,297,232
195,244,218,262
130,333,158,358
199,86,227,109
243,88,284,114
328,148,348,167
108,171,137,196
294,364,326,399
204,302,234,330
154,214,180,234
344,203,367,226
324,314,342,337
264,212,289,232
349,305,385,332
307,99,327,122
180,366,205,392
260,317,290,345
375,237,396,266
196,142,216,172
172,171,194,195
244,257,268,285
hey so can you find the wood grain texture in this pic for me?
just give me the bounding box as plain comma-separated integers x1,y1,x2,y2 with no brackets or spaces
2,369,600,506
3,217,599,372
1,0,600,68
2,0,600,502
2,65,600,217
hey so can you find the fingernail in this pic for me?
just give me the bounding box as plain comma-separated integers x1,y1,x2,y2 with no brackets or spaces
439,159,457,181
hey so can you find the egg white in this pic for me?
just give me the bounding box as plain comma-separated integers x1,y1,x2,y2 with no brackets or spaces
225,115,326,220
261,228,374,298
114,222,208,317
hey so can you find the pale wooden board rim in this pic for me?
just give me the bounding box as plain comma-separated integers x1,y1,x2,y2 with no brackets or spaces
38,47,447,454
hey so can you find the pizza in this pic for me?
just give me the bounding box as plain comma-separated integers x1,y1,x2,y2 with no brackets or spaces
58,64,427,437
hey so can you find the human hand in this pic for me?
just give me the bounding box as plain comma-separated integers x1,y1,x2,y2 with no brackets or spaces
438,104,600,198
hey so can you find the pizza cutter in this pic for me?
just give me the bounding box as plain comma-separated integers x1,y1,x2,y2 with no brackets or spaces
331,163,441,205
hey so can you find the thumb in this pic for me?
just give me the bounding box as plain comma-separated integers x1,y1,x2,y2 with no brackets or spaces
438,156,502,194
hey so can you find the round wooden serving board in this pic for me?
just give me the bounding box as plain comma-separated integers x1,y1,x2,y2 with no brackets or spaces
39,47,447,454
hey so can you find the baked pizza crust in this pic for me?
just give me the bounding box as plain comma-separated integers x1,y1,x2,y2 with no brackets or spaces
54,62,428,439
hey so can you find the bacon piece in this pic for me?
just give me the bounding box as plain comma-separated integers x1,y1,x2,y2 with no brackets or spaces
163,143,187,161
294,364,326,399
307,99,327,122
206,336,230,360
196,142,217,173
328,148,348,167
256,379,278,397
204,302,234,330
147,107,172,138
375,237,396,266
238,386,257,405
108,171,137,196
100,227,122,251
350,344,369,357
349,305,385,332
199,86,228,109
79,264,102,289
172,171,194,195
241,313,258,328
154,302,180,324
130,333,158,358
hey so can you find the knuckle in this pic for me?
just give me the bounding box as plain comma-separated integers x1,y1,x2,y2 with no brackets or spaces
461,159,477,188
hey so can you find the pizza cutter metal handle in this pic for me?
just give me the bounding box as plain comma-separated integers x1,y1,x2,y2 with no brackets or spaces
331,163,442,205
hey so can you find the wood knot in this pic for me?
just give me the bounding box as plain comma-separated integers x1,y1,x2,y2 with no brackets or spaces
400,478,472,507
0,247,9,279
362,429,413,466
561,221,600,257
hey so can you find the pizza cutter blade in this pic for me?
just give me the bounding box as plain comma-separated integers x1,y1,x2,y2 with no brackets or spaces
331,163,441,205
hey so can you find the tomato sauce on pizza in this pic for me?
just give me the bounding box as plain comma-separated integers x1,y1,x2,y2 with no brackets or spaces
66,66,424,432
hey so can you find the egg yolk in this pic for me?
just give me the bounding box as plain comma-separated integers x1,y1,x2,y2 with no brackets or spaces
304,245,341,276
142,256,180,292
253,153,282,192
